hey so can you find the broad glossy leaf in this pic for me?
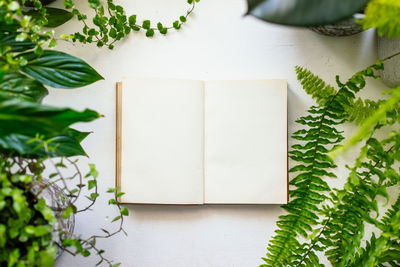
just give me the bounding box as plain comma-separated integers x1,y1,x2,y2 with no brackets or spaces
25,7,73,28
20,50,104,89
0,98,100,137
49,128,91,157
0,128,91,157
0,30,35,52
0,71,48,102
246,0,368,26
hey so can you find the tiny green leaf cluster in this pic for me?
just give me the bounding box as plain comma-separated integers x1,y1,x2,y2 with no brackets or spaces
0,165,56,267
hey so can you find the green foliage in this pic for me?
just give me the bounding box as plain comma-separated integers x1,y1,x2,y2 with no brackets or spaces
262,58,400,266
342,98,380,125
0,163,57,267
0,98,100,137
0,1,129,265
0,129,91,157
247,0,400,39
0,70,48,102
24,7,73,28
295,66,336,105
314,134,400,266
360,0,400,38
337,86,400,153
63,0,200,49
352,194,400,267
20,50,104,89
246,0,368,26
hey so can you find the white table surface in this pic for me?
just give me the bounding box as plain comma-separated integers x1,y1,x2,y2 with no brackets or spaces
47,0,387,266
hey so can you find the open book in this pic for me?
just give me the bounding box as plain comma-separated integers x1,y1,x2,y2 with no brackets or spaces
116,78,288,204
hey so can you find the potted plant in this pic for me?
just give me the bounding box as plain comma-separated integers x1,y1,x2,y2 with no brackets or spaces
244,1,400,265
0,1,127,266
247,0,400,85
1,0,201,265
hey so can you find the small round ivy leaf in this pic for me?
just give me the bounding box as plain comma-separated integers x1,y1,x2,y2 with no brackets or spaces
116,5,124,14
128,14,136,26
88,28,96,36
131,25,140,31
146,29,154,37
64,0,74,9
179,16,187,23
116,32,124,40
157,22,163,31
48,39,57,48
108,2,116,10
142,20,151,29
109,16,116,25
121,206,129,216
160,28,168,35
109,28,117,38
173,20,181,29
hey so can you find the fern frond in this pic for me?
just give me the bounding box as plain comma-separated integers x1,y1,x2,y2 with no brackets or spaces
381,193,400,226
344,98,380,125
262,60,391,267
376,240,400,267
352,194,400,267
335,86,400,157
306,133,400,266
262,102,344,267
295,66,336,105
361,0,400,38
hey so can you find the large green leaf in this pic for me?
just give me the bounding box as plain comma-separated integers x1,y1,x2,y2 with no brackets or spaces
0,31,35,52
246,0,369,26
49,128,91,157
0,98,100,137
25,7,74,28
0,128,91,157
0,71,48,102
20,50,104,89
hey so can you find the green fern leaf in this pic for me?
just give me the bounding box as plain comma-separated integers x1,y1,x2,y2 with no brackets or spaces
262,61,394,267
361,0,400,38
295,66,336,105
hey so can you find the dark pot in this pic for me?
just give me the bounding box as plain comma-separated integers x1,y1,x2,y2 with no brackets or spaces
310,14,364,37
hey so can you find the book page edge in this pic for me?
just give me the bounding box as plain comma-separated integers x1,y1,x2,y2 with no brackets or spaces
116,82,123,203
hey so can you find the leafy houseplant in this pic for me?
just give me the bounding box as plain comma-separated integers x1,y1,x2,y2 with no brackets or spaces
0,1,125,266
260,56,400,267
245,1,400,266
247,0,400,38
1,0,200,265
247,0,400,85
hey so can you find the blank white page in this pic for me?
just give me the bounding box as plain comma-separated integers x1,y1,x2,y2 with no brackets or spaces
120,78,204,204
204,80,287,204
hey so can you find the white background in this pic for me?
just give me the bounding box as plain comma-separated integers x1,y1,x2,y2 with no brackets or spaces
46,0,390,266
